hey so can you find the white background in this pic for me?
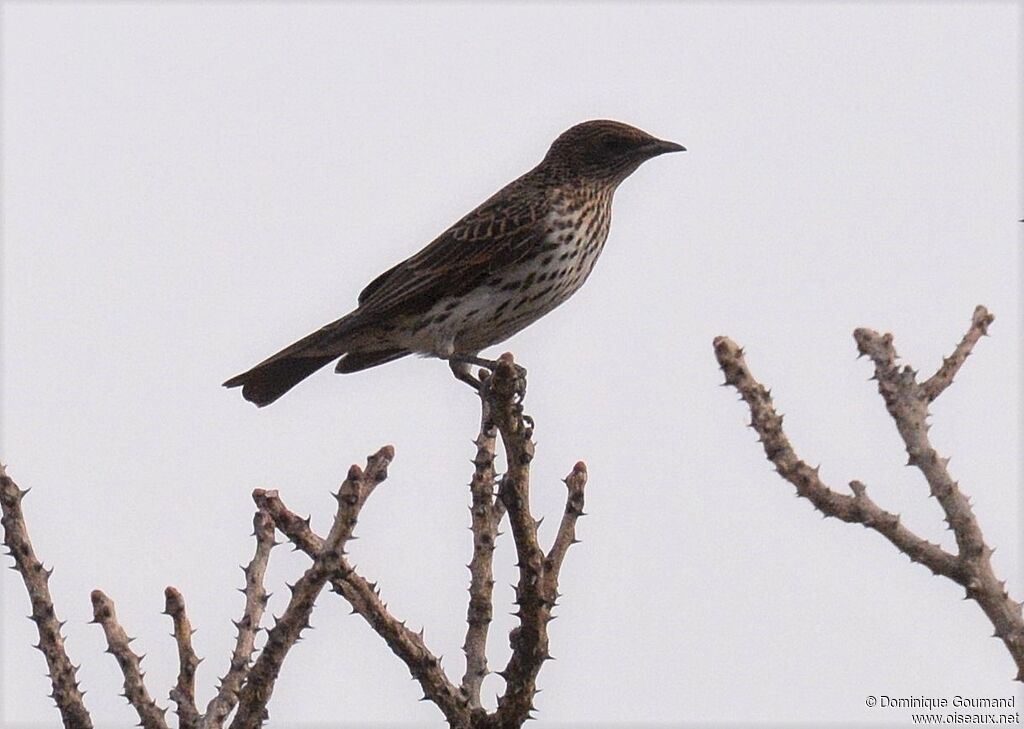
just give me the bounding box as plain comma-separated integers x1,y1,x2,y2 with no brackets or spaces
2,2,1021,726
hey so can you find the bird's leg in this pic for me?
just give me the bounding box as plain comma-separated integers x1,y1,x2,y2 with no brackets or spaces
449,358,483,391
449,354,528,402
451,354,501,372
450,355,528,380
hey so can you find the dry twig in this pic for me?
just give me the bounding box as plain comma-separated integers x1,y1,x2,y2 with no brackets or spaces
163,586,201,729
89,590,169,729
714,305,1024,681
0,465,93,729
229,447,395,729
259,358,587,728
202,509,277,728
4,359,586,729
486,355,588,726
254,480,468,725
462,370,504,711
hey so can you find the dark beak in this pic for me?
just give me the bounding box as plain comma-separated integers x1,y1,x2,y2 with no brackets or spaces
645,138,686,156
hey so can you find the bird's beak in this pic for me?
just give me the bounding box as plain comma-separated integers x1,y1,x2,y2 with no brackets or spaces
646,138,686,156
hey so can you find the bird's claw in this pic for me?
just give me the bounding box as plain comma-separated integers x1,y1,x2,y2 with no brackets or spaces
449,355,527,400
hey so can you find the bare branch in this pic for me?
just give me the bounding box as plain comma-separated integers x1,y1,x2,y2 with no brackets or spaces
6,363,589,728
712,337,961,579
254,483,468,726
462,372,503,709
203,509,276,728
229,447,395,729
163,586,201,729
715,306,1024,682
544,462,587,580
921,305,994,402
486,355,585,727
0,464,93,729
853,310,1024,681
89,590,169,729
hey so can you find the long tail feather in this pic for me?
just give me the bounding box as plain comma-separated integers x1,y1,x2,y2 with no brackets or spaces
223,354,337,407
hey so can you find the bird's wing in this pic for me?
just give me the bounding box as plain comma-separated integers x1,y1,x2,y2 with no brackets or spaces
354,183,549,320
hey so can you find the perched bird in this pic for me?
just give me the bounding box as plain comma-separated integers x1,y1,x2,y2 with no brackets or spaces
224,120,685,406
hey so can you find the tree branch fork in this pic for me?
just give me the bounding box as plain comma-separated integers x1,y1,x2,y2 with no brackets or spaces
1,355,586,729
714,305,1024,681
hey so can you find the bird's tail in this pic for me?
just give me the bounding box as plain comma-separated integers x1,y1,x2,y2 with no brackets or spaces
223,353,337,407
224,314,363,407
223,311,417,406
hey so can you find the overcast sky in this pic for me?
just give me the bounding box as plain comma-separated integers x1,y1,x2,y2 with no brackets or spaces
2,2,1021,727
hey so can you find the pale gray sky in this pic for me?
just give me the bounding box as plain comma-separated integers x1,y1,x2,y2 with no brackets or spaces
2,2,1021,727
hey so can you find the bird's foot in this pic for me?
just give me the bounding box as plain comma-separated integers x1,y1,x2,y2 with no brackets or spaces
449,354,528,400
449,359,483,391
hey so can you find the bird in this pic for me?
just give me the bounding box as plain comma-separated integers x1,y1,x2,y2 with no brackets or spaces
224,119,685,406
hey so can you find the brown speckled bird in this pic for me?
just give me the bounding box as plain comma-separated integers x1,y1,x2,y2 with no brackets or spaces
224,120,685,406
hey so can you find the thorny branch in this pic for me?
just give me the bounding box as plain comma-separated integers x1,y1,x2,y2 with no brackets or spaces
3,357,587,729
253,486,467,725
544,463,587,588
260,356,588,729
163,587,201,729
89,590,170,729
714,305,1024,681
0,465,93,729
229,447,394,729
202,509,276,729
486,355,588,727
462,369,504,711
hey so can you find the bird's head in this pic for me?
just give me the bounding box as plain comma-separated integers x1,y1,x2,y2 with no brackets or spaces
541,119,685,184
